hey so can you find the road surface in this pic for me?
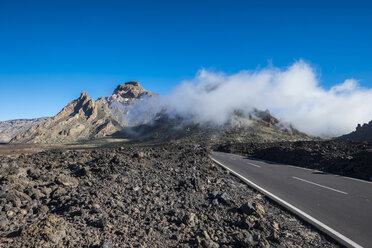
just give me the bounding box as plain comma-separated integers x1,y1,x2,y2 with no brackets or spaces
212,151,372,248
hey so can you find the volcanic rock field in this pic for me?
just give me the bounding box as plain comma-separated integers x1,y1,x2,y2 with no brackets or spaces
0,144,338,247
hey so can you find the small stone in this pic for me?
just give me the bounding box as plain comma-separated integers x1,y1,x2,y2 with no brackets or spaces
243,215,257,228
100,240,113,248
272,221,279,231
7,210,15,218
39,205,49,214
183,212,197,227
220,192,233,205
0,218,8,230
41,187,53,196
236,230,257,246
57,175,79,187
254,202,265,217
92,203,101,210
21,209,27,215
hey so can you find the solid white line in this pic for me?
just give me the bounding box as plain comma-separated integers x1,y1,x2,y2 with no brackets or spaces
292,176,348,195
247,162,261,168
212,158,363,248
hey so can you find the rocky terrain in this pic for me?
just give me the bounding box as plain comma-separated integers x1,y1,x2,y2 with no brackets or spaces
11,82,156,144
338,120,372,142
215,140,372,181
0,118,48,143
0,144,338,247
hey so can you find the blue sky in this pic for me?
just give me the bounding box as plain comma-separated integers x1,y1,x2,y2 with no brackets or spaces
0,0,371,121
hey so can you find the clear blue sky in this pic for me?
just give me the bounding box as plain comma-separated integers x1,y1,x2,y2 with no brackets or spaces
0,0,371,121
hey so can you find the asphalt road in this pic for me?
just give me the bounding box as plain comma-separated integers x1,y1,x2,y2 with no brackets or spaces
212,151,372,248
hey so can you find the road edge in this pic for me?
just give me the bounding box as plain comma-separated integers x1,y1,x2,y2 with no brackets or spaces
212,157,363,248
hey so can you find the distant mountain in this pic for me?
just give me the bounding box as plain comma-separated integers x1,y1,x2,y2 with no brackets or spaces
120,109,311,145
0,118,49,143
338,120,372,142
11,81,156,144
10,81,310,144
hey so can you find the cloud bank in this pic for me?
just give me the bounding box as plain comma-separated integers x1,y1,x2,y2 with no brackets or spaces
128,60,372,137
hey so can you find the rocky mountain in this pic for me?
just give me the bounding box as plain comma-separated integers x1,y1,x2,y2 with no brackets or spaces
11,82,156,144
338,120,372,142
10,81,310,144
0,118,48,143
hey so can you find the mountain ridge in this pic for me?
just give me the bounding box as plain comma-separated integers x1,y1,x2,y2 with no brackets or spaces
0,118,49,143
10,82,156,144
9,81,311,144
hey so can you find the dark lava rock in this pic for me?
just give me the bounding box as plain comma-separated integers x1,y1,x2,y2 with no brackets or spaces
0,144,339,247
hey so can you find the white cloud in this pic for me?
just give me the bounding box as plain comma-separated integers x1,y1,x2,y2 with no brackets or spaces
128,60,372,137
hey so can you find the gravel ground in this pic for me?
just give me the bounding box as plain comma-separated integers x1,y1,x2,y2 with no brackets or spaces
0,144,339,247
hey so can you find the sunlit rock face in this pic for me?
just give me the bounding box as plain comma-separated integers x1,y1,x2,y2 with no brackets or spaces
10,81,157,144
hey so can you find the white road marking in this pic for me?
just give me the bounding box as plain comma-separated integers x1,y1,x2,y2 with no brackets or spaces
292,176,348,195
246,162,261,168
212,158,362,248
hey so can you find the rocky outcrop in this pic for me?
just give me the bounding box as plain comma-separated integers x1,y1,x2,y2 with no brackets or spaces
0,118,48,143
338,120,372,142
11,82,156,144
110,81,156,103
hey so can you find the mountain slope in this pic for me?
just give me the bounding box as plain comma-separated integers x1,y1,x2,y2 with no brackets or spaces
119,109,311,145
0,118,48,143
338,120,372,142
10,82,156,144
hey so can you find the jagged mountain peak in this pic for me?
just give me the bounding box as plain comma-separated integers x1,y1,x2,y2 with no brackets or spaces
10,82,157,144
79,91,90,99
112,81,155,99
